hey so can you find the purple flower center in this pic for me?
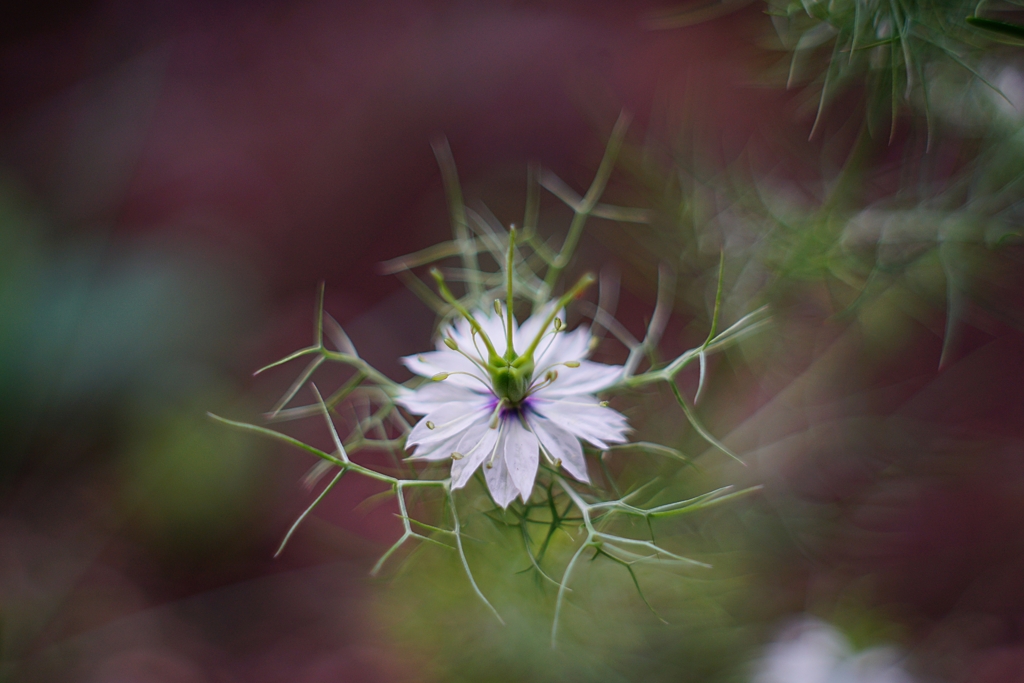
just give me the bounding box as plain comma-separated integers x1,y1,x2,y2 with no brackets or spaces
487,395,535,421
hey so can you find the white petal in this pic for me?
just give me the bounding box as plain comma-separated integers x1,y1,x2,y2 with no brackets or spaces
528,413,589,483
401,351,490,389
530,396,629,449
451,422,500,489
395,382,490,415
404,349,477,375
483,431,519,508
407,430,464,461
537,360,621,397
502,420,539,502
406,402,490,451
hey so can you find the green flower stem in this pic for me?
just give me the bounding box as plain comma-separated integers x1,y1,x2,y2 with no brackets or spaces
210,400,503,624
448,489,505,624
275,468,346,557
265,370,368,422
620,305,770,389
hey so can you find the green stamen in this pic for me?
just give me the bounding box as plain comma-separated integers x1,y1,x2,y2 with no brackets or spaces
488,398,507,429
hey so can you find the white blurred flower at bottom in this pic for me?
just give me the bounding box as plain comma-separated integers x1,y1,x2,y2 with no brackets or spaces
751,617,915,683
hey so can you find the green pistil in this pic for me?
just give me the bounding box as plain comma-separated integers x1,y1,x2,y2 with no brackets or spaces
506,228,516,352
490,357,534,405
515,272,594,365
431,268,500,363
431,255,593,409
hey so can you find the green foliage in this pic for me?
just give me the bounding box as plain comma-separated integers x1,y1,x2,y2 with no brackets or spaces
377,500,760,683
766,0,1007,138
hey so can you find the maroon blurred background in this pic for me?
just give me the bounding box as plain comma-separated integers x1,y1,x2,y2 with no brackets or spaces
5,1,1024,681
0,2,785,681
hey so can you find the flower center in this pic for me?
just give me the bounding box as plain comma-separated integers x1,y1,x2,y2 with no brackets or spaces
429,226,595,408
489,354,535,406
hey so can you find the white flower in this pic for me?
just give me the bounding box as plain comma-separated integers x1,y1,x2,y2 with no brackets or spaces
396,305,629,507
752,618,915,683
